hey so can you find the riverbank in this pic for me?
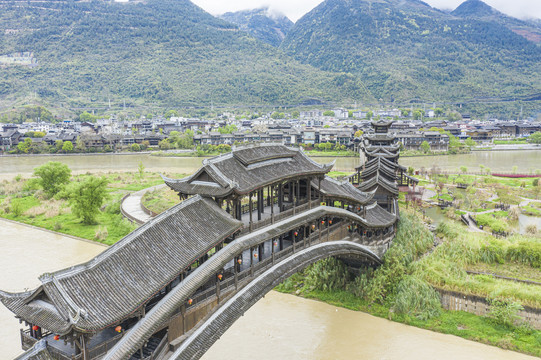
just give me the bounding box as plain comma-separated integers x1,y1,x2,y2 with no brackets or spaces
275,209,541,357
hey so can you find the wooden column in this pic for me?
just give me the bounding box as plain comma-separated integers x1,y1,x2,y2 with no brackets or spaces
297,180,300,205
270,185,275,221
308,177,312,209
234,256,239,290
260,189,265,214
249,192,253,230
278,183,283,212
250,248,254,276
257,190,263,221
318,177,322,202
272,239,275,264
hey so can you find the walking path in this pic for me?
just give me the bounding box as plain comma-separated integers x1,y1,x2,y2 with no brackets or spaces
121,184,165,224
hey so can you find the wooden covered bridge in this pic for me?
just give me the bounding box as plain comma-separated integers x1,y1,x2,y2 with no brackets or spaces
2,141,406,360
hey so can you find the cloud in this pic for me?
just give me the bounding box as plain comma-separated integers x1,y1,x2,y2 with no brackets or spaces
191,0,541,21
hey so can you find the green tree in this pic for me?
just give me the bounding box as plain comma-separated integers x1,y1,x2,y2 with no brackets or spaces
62,141,74,153
434,108,444,117
529,131,541,145
323,110,335,117
164,109,179,119
354,130,363,137
460,166,468,174
75,136,86,152
366,111,373,120
79,111,95,123
348,110,353,118
137,161,145,180
55,140,64,151
413,110,424,120
17,138,32,153
291,111,300,119
420,141,430,153
131,143,141,152
70,177,109,225
401,109,410,117
33,161,71,197
464,137,476,147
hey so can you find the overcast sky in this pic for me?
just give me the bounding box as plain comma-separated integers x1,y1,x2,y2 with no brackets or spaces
190,0,541,22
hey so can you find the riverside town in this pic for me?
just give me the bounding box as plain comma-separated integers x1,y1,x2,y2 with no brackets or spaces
1,0,541,359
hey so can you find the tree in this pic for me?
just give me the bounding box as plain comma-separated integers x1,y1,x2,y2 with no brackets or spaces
413,110,424,120
354,130,363,137
62,141,74,153
323,110,335,117
401,109,410,117
79,111,95,123
434,108,444,117
17,138,32,153
70,177,109,225
33,161,71,197
137,161,145,179
464,137,476,147
460,166,468,174
366,111,373,120
131,143,141,152
529,132,541,145
291,111,300,119
164,109,179,119
55,140,64,151
75,136,86,152
420,141,430,153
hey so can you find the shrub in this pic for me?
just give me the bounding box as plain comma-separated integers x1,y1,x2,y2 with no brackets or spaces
33,162,72,197
506,241,541,268
10,200,23,216
488,298,524,327
392,276,441,320
525,224,538,236
94,226,108,241
304,257,349,292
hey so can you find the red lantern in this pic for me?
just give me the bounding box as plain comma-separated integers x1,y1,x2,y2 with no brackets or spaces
115,326,122,333
321,220,325,225
217,274,223,281
329,220,332,225
188,298,193,305
54,335,60,341
237,259,242,265
273,241,278,246
294,232,298,237
32,325,39,331
311,224,316,230
254,253,258,258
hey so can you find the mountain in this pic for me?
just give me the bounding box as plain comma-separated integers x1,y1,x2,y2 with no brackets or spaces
451,0,541,43
220,8,294,47
0,0,366,112
281,0,541,104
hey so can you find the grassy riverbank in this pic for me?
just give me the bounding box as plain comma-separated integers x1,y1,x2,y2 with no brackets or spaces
276,209,541,356
0,171,184,244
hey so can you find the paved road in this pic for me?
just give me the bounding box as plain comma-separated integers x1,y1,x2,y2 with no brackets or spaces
121,184,166,224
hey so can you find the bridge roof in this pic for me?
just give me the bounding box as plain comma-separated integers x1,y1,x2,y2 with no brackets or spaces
358,173,399,195
363,134,397,143
313,176,375,205
163,144,333,197
0,196,243,335
360,158,397,181
15,340,53,360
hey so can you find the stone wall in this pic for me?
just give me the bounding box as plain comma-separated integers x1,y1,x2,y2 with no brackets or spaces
436,288,541,330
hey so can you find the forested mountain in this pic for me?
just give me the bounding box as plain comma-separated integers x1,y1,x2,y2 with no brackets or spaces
220,8,294,47
451,0,541,43
0,0,366,110
281,0,541,104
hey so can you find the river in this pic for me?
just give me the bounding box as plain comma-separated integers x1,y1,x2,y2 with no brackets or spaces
0,219,537,359
0,150,539,180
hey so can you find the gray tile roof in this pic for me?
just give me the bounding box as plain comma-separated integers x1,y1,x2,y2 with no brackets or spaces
14,340,54,360
164,144,333,197
313,176,375,205
0,196,242,334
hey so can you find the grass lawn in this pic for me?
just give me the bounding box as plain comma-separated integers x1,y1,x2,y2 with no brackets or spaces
0,171,186,244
